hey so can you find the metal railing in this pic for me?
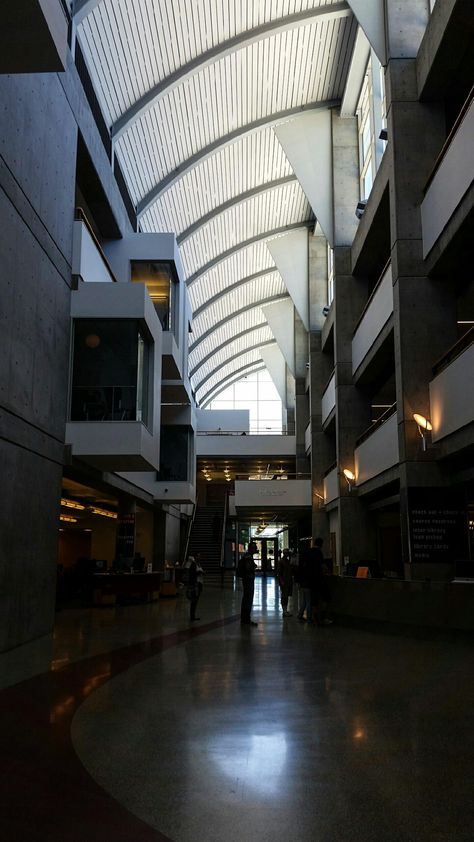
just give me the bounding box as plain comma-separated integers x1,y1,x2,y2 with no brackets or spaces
355,402,397,448
432,326,474,378
75,208,118,283
196,427,294,436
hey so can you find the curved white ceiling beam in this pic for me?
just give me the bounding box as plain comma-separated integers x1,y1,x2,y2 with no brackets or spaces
190,323,270,378
275,109,334,245
176,176,297,246
200,363,267,408
192,269,279,319
186,221,313,287
193,340,276,393
346,0,386,65
267,228,309,331
136,101,339,218
262,299,296,376
109,4,351,140
189,294,289,354
259,345,288,406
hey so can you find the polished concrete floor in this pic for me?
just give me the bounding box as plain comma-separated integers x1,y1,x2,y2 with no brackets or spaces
1,579,474,841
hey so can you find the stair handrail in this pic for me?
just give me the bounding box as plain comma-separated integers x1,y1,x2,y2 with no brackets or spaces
183,495,197,562
219,492,229,584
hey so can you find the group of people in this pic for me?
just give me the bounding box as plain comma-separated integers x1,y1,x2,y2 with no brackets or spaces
278,539,332,625
237,538,332,627
182,538,332,627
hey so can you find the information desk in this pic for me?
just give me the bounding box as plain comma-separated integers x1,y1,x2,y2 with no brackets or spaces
93,572,161,605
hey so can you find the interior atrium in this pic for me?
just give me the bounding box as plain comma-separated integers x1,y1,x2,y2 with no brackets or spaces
1,1,473,840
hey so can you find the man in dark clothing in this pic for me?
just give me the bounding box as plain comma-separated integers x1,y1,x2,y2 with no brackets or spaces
311,538,332,625
238,542,258,626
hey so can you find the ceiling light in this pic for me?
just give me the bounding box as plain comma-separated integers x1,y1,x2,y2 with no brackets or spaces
61,498,85,510
60,514,77,523
90,507,117,519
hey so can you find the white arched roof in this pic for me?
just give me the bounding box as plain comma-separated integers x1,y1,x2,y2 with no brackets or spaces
75,0,358,402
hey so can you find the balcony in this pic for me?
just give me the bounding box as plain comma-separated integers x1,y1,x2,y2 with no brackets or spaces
66,283,162,471
323,464,338,504
430,329,474,442
321,371,336,427
421,90,474,257
352,262,393,375
72,212,118,284
354,406,398,486
196,431,297,458
234,477,311,511
118,472,196,504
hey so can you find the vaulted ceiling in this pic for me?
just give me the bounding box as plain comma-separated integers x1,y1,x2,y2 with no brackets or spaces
74,0,358,404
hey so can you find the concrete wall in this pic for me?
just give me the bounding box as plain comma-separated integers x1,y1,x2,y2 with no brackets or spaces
0,71,77,651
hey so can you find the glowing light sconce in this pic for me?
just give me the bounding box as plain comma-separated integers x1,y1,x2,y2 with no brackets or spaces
413,413,432,451
343,468,356,491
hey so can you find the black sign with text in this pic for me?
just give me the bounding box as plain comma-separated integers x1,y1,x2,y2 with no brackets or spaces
407,488,468,563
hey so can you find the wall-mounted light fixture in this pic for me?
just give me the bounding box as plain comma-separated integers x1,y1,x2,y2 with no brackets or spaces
413,413,432,451
355,200,367,220
343,468,356,491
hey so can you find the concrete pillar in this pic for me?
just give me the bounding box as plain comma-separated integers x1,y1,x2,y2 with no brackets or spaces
333,248,375,566
308,232,333,541
294,314,309,474
386,47,458,578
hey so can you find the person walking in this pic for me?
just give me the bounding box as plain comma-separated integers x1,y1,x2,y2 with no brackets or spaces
277,548,294,616
311,538,333,626
238,542,258,626
185,554,204,622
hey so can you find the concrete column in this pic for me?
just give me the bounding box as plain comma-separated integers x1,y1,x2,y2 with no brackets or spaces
294,314,309,474
308,231,333,538
386,53,458,578
333,248,375,566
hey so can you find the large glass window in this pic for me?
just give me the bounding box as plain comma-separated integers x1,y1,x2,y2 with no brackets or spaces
327,243,334,306
357,59,376,201
208,369,282,433
131,260,178,333
70,319,150,426
157,427,190,481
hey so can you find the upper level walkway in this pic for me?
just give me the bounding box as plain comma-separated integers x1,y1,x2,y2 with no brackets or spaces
1,581,473,841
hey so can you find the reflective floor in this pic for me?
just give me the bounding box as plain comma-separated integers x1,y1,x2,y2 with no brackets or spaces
1,580,474,841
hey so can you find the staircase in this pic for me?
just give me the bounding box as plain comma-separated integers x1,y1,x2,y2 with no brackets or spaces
187,487,233,586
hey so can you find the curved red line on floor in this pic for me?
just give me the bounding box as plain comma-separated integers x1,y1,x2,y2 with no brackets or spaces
0,614,240,841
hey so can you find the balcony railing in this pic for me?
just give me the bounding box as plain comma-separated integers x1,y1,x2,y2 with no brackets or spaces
74,209,118,283
432,326,474,377
355,402,397,448
421,86,474,257
352,261,393,374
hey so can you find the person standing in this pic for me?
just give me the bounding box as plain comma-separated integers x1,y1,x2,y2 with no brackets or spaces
185,554,204,622
297,540,314,623
238,542,258,626
277,548,293,616
311,538,332,625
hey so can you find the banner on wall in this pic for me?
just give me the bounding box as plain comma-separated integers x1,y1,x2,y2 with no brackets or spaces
116,513,135,560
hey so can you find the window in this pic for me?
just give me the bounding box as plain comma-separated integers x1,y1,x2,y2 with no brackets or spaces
157,427,190,481
131,260,178,333
357,60,376,201
327,244,334,306
70,319,150,426
208,369,282,433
